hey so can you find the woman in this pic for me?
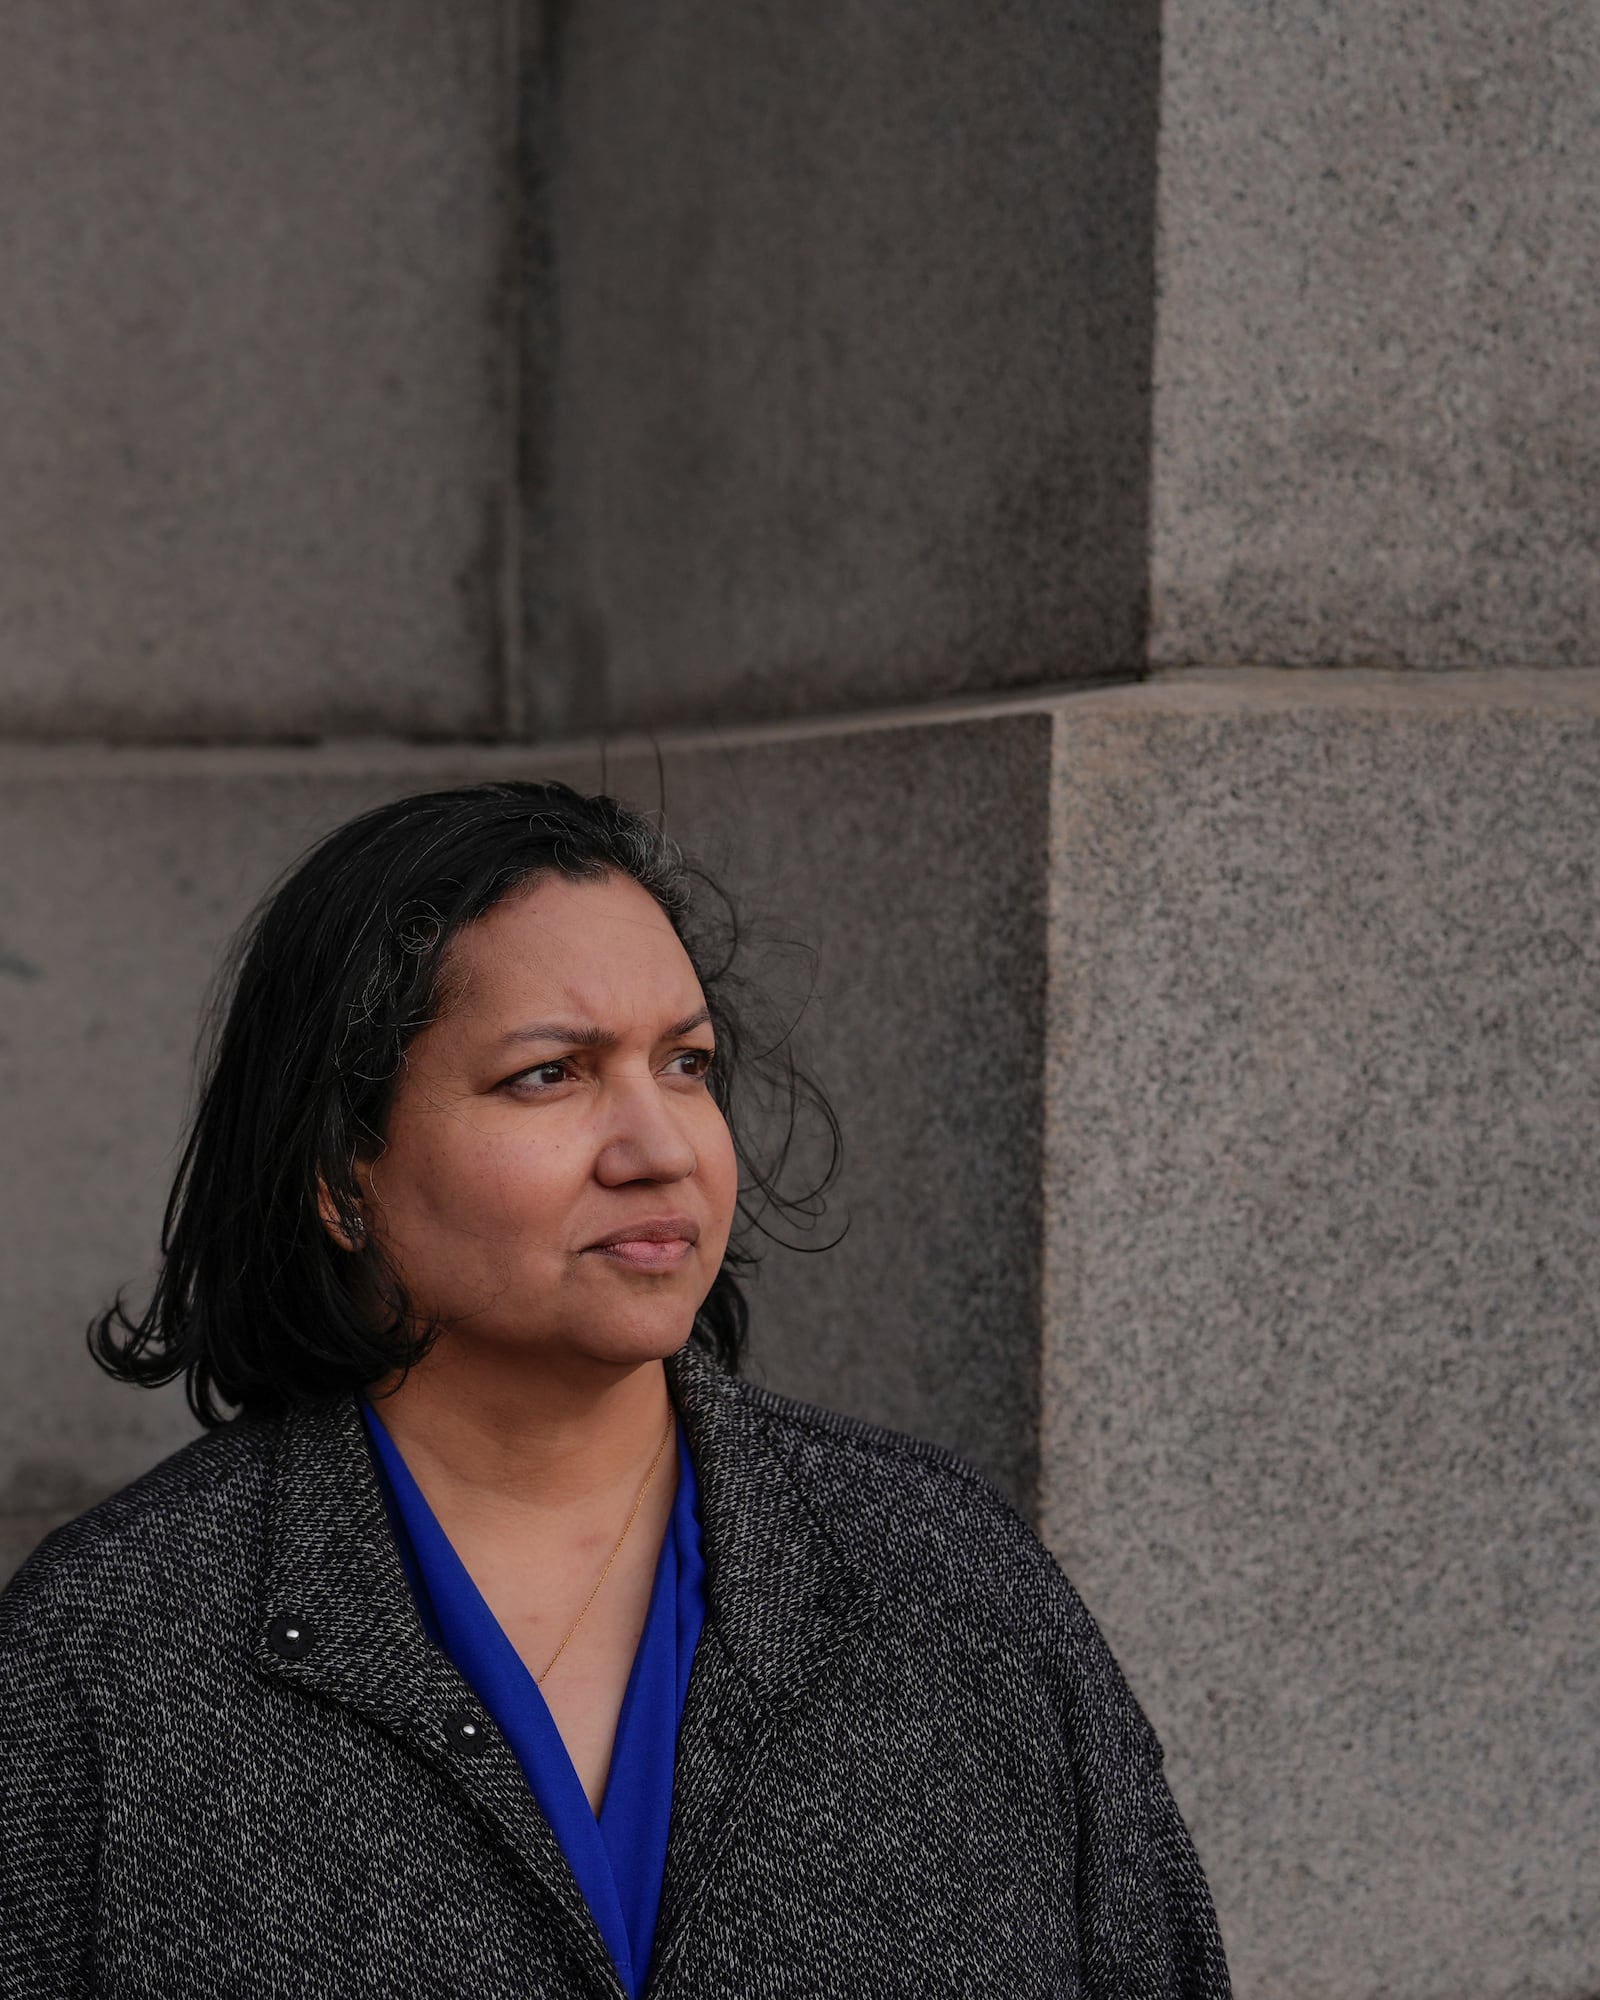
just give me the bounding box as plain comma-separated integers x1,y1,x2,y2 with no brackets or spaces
0,781,1230,1998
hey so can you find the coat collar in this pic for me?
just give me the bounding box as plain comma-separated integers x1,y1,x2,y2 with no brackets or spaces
662,1340,879,1701
647,1346,881,1992
252,1381,623,1989
252,1342,878,1997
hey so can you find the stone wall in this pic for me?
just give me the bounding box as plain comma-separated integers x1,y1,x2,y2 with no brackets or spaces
1042,672,1600,1997
0,3,510,739
2,4,1597,1995
1150,0,1600,674
526,0,1161,734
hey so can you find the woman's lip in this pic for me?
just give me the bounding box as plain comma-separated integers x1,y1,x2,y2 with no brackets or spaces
584,1215,700,1249
587,1237,695,1272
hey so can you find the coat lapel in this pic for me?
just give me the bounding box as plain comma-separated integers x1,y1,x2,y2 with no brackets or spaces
251,1392,626,2000
647,1346,881,1993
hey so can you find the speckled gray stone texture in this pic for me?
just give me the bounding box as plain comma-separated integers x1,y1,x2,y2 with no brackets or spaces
528,0,1159,733
0,5,506,739
1150,0,1600,671
1041,672,1600,1997
0,716,1049,1577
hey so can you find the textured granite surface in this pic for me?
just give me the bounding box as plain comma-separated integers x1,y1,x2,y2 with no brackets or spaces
1042,672,1600,1997
1150,0,1600,671
527,0,1159,734
0,4,506,738
0,717,1049,1578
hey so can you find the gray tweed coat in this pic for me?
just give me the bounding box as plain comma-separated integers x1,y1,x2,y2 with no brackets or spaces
0,1342,1231,1998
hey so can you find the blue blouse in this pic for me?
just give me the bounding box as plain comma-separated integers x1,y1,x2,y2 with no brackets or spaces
359,1399,706,1999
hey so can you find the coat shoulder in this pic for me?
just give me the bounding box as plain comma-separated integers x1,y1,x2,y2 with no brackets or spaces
0,1415,278,1643
726,1372,1159,1755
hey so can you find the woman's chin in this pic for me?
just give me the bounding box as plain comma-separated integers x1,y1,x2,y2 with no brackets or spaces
585,1313,702,1367
474,1308,701,1371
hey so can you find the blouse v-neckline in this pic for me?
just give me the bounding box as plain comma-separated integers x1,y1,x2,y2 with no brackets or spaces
358,1396,706,2000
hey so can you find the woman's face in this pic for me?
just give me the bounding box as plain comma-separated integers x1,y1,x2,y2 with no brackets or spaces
353,870,739,1371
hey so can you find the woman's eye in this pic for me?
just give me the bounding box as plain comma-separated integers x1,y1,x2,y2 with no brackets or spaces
501,1048,713,1095
504,1059,572,1093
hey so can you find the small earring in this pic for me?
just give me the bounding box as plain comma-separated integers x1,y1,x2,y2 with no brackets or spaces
346,1214,366,1248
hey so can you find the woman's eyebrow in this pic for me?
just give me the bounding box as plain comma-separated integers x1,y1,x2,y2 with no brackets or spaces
497,1008,712,1050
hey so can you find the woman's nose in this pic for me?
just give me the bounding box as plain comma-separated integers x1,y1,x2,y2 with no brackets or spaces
592,1071,700,1186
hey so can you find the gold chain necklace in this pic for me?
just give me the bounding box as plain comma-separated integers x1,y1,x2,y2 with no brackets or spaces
535,1408,676,1686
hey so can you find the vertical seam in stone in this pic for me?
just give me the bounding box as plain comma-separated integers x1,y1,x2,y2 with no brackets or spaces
1033,706,1062,1538
494,0,528,741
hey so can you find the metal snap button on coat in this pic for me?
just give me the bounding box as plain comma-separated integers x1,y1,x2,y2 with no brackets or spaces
444,1708,492,1756
265,1613,314,1660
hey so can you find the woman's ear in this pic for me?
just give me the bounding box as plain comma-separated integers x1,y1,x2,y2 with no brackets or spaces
315,1176,366,1254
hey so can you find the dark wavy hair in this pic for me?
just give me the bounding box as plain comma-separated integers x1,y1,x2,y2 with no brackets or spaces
89,780,841,1426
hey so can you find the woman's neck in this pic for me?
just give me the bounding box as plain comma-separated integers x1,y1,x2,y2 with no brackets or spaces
367,1342,675,1524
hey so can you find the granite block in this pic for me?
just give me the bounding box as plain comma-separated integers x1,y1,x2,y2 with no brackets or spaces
526,0,1159,733
0,3,506,739
1150,0,1600,672
0,716,1050,1578
1042,672,1600,1997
